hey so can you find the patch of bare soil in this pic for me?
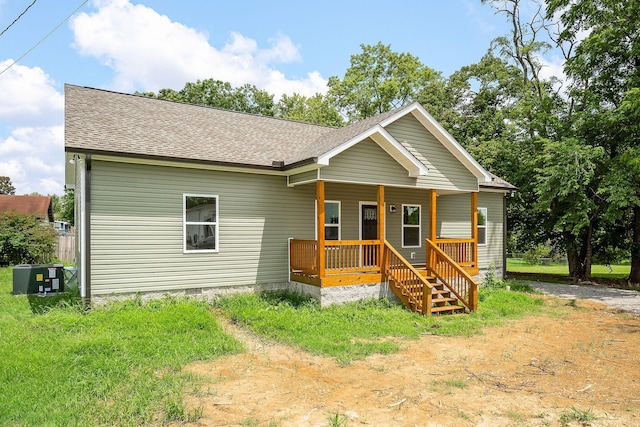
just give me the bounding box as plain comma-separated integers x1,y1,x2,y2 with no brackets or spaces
182,296,640,427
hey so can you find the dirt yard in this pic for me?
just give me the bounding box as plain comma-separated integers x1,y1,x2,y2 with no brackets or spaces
183,295,640,427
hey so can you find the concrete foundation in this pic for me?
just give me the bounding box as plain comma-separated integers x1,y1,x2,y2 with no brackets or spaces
289,281,402,307
92,280,404,308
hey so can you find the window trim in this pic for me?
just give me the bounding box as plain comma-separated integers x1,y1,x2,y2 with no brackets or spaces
402,204,422,248
477,207,487,246
183,193,219,253
315,200,341,241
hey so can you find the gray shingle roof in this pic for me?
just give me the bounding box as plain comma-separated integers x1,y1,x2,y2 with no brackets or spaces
65,85,412,169
65,85,339,168
481,172,518,190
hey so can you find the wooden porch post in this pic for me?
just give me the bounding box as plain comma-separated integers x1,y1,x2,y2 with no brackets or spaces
470,192,479,312
317,180,325,279
377,185,385,269
471,192,478,268
429,189,437,242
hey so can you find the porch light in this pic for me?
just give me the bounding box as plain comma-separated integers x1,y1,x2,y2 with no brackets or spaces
389,205,396,213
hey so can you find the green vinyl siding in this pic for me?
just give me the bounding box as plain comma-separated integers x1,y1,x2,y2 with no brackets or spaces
478,192,505,272
319,138,416,186
437,192,504,271
385,115,478,192
288,169,317,185
437,194,473,239
89,160,315,295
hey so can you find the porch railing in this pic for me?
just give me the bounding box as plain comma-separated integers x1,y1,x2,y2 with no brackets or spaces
383,240,433,315
289,239,381,276
426,239,478,311
435,238,477,270
289,239,319,276
324,240,380,273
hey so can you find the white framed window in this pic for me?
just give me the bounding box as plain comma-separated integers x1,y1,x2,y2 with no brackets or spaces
477,207,487,246
184,194,218,253
323,201,341,240
402,204,421,247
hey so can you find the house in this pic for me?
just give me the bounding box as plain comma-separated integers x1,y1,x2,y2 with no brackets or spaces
0,195,54,223
64,84,515,314
53,220,72,234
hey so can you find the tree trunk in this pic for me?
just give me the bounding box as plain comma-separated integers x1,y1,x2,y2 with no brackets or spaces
564,224,593,282
564,231,581,279
629,205,640,285
581,222,593,281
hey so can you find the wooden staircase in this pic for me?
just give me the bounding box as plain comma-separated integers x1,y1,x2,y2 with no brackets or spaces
383,240,477,316
428,281,466,315
387,270,466,315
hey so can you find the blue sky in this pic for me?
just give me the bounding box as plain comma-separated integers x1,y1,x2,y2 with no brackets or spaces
0,0,562,195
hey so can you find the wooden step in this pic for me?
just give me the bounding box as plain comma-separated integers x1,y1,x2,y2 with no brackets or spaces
432,297,458,305
430,304,465,314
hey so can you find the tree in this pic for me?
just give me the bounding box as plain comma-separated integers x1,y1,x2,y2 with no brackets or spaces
0,176,15,195
547,0,640,283
139,79,276,116
58,189,75,226
0,211,58,265
275,93,344,127
327,42,444,122
474,0,620,281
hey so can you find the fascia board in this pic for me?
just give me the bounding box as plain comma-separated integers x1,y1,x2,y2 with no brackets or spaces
316,125,428,177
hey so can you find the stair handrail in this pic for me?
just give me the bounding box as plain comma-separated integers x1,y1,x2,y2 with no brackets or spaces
426,239,478,311
383,240,434,315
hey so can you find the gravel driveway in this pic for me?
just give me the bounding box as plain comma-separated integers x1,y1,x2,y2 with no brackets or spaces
530,281,640,315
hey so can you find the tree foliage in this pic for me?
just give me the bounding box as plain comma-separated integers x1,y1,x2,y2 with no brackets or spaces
275,93,344,127
547,0,640,282
140,79,344,127
58,189,75,226
0,211,58,265
327,42,444,122
138,79,276,116
0,176,16,195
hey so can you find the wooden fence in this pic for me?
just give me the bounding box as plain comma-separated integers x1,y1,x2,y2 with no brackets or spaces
56,233,75,263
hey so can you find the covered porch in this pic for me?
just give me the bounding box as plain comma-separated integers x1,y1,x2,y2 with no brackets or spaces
288,181,479,315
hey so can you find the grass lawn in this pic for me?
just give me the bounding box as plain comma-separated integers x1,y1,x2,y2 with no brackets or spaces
216,281,546,365
507,258,631,280
1,265,548,424
0,267,243,426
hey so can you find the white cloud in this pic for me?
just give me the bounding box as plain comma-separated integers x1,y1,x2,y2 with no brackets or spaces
538,54,565,82
0,60,64,127
0,126,64,195
0,58,65,195
70,0,326,96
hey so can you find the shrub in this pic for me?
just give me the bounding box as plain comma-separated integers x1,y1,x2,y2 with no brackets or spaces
522,244,552,265
0,211,58,265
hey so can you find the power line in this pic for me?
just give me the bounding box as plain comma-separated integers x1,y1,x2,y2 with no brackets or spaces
0,0,38,38
0,0,89,76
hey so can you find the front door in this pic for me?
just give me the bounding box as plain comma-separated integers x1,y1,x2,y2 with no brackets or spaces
361,204,378,268
361,204,378,240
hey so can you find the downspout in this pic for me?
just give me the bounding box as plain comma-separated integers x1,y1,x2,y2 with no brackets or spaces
503,192,509,280
80,154,92,304
85,154,91,302
79,156,86,300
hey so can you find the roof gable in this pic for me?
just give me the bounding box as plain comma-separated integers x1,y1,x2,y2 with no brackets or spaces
316,125,428,177
379,103,493,183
